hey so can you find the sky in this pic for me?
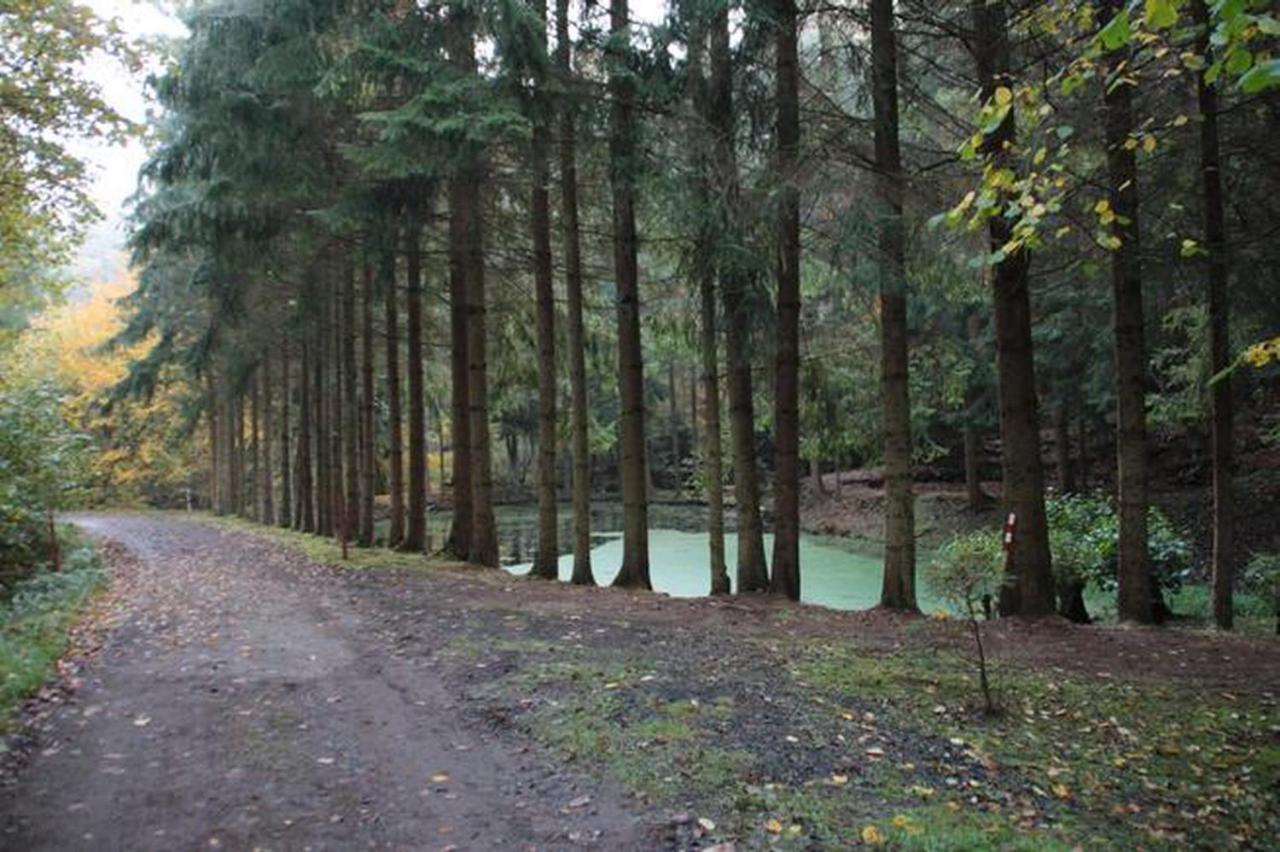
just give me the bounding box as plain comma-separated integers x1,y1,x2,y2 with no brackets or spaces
72,0,185,282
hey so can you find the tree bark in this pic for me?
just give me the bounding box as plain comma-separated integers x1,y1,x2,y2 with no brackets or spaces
251,377,262,520
872,0,915,610
1194,0,1234,630
969,0,1055,616
446,9,498,568
342,263,360,547
262,353,275,525
299,340,315,532
531,0,559,580
445,176,473,558
687,11,729,595
383,227,405,548
770,0,802,601
710,2,767,593
1100,0,1152,623
315,290,332,536
403,202,427,552
279,343,292,528
607,0,651,589
208,372,221,514
558,0,593,585
668,362,681,490
359,262,376,547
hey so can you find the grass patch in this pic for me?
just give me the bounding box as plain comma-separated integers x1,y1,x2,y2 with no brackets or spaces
0,528,105,733
1083,582,1276,635
793,642,1280,848
194,512,464,572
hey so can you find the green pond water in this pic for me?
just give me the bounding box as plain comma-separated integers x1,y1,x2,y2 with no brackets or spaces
407,502,944,612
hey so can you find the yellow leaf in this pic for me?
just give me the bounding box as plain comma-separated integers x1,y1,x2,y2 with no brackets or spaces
1124,136,1139,150
994,86,1013,106
861,824,884,845
431,773,450,784
1052,783,1071,799
830,773,849,786
1094,199,1111,215
891,814,912,829
765,818,783,834
1173,114,1189,127
1142,135,1157,152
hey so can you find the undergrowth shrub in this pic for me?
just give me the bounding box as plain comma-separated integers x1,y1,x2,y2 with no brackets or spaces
0,531,104,730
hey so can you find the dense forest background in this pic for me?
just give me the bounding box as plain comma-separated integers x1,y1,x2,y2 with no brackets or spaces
3,0,1280,628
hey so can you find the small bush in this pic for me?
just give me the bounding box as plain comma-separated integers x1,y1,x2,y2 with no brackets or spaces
1045,494,1192,595
0,532,104,730
925,532,1006,713
1243,553,1280,634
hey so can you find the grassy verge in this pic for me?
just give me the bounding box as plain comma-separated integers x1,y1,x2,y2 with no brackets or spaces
459,630,1278,849
194,512,464,572
0,528,106,733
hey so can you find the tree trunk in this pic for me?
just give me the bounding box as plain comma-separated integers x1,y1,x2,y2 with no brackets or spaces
684,12,729,594
608,0,651,589
1100,0,1152,624
444,180,473,558
234,393,245,517
689,364,699,456
402,202,428,552
315,293,332,536
250,377,262,521
531,0,559,580
1194,0,1234,630
770,0,802,601
383,227,405,548
279,344,292,528
710,2,767,593
443,12,499,568
871,0,915,611
208,373,221,514
969,0,1054,616
668,362,680,490
299,340,315,532
359,262,376,547
261,353,275,525
558,0,594,586
342,263,360,548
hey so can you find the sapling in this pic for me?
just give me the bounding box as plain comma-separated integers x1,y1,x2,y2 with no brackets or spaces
926,532,1006,714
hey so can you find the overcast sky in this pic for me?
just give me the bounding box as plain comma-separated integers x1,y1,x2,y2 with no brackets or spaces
72,0,185,280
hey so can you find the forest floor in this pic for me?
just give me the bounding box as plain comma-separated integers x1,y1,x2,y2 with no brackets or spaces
1,513,1277,850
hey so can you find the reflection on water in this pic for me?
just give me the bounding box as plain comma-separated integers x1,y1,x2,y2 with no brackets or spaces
402,502,942,613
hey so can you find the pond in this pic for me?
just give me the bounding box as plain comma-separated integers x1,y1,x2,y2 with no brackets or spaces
409,502,944,612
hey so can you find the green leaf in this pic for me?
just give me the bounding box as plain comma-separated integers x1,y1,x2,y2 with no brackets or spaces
1144,0,1178,30
1099,9,1132,51
1239,59,1280,93
1225,47,1253,75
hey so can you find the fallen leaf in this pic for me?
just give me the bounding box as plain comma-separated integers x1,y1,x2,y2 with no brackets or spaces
861,824,884,845
765,818,783,834
567,794,592,809
431,773,450,784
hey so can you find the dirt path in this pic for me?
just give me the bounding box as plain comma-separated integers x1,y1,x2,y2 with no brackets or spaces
0,514,652,851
